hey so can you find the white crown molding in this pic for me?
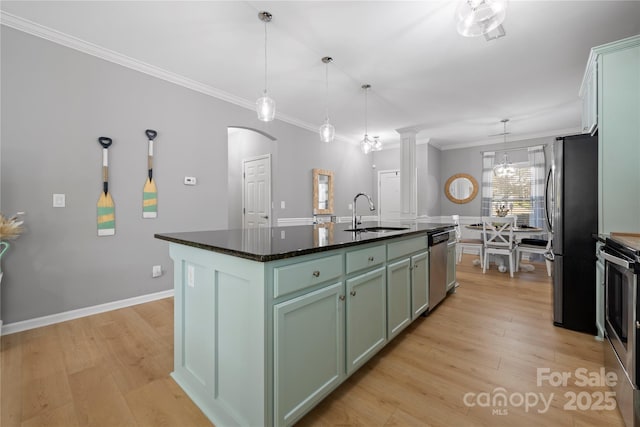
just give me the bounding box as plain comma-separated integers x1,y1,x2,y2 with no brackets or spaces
1,288,174,336
0,12,356,143
437,127,582,151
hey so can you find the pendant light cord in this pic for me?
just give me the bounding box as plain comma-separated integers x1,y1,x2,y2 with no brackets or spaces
263,20,268,94
325,63,330,121
364,87,368,137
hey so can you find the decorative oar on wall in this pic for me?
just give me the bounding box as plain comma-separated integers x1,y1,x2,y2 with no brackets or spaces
143,129,158,218
97,137,115,236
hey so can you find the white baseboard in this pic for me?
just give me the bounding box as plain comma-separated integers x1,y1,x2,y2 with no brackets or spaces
1,289,174,336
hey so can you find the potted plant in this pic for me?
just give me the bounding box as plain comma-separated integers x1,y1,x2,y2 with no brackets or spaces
0,212,24,277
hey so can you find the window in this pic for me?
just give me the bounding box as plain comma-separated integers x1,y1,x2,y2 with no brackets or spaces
492,161,533,226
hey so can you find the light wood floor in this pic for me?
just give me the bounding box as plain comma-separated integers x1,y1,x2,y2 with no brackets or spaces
1,255,625,426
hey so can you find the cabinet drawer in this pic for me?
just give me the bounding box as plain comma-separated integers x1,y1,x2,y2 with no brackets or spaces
346,245,386,275
387,236,428,260
274,254,343,299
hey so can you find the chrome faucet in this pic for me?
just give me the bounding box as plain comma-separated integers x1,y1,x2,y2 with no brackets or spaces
352,192,375,229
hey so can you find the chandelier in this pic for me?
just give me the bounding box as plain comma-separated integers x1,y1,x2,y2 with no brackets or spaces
493,119,516,178
456,0,507,38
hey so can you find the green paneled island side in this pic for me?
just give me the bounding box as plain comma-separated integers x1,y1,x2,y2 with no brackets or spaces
155,221,455,426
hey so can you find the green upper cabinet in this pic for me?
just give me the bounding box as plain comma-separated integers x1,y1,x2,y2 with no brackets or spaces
591,35,640,233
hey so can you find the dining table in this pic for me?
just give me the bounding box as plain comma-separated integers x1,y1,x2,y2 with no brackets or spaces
464,224,546,272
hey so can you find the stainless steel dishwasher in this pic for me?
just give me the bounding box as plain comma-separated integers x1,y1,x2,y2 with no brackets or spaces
429,230,451,310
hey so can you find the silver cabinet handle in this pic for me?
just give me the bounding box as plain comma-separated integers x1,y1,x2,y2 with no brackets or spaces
636,321,640,330
339,295,345,301
603,252,631,269
368,256,374,262
350,290,356,296
312,271,320,277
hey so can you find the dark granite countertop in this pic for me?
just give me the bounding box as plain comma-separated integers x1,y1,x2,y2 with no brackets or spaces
155,221,454,262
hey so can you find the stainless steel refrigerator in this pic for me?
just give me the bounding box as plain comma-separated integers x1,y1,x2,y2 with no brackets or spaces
546,133,598,335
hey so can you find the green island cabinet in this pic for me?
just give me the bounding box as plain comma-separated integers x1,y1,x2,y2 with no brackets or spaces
159,226,452,427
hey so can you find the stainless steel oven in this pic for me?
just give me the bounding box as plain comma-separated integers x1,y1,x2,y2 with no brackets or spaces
603,236,640,427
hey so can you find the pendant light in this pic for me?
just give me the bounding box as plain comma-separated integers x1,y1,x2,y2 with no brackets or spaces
360,84,381,154
319,57,335,143
456,0,507,38
256,11,275,122
493,119,516,178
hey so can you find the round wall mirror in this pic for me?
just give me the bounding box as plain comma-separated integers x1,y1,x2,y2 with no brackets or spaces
444,173,478,204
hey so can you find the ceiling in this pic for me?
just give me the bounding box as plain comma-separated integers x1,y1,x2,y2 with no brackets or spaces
1,1,639,149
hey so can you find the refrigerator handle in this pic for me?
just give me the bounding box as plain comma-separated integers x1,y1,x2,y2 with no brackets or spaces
544,167,553,232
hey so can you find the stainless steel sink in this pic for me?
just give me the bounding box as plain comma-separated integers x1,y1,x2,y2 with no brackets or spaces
344,226,410,233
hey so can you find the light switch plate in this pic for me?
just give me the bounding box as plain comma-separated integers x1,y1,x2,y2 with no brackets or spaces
184,176,197,186
53,193,66,208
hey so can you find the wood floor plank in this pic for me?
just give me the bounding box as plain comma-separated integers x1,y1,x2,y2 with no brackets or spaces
66,364,138,427
124,378,211,427
0,256,625,426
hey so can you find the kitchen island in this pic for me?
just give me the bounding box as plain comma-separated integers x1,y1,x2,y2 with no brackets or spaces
155,221,454,427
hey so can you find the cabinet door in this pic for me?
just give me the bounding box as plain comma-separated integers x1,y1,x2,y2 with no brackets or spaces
346,267,387,375
387,258,411,339
411,251,429,319
446,243,457,292
274,282,345,426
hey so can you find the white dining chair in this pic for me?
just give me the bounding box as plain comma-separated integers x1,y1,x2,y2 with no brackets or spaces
482,215,517,277
516,232,553,276
452,215,484,266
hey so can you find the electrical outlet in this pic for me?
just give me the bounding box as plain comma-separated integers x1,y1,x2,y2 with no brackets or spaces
152,265,162,278
187,264,195,287
53,193,66,208
348,203,353,211
184,176,197,186
281,201,285,209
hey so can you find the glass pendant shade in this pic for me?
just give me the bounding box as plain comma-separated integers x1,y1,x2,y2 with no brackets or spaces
256,92,276,122
361,136,373,154
456,0,507,37
319,120,335,143
372,136,382,151
256,11,275,122
360,84,381,154
319,57,335,143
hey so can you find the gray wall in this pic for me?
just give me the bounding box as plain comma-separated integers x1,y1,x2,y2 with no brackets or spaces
439,136,553,217
0,27,372,324
372,143,442,218
227,128,277,229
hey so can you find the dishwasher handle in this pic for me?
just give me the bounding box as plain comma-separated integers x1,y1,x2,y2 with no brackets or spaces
429,231,450,246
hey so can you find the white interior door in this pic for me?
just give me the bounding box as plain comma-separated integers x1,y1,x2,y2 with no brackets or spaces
243,155,271,229
379,170,401,220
